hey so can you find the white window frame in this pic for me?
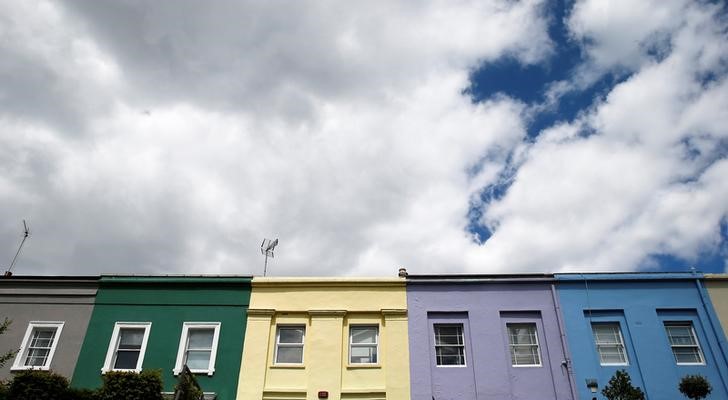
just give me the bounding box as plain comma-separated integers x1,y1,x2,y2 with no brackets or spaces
274,325,305,365
664,322,705,365
173,322,221,376
11,321,65,371
433,323,466,367
101,322,152,373
349,325,379,365
592,322,629,366
506,323,542,367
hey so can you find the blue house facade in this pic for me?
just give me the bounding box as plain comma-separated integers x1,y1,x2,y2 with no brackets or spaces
555,273,728,400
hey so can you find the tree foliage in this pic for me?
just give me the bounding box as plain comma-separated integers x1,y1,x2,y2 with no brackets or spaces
7,370,71,400
601,369,646,400
679,374,712,400
97,370,163,400
173,366,204,400
0,318,18,368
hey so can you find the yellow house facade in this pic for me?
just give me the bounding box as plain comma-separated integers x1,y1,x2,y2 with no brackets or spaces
705,274,728,336
236,277,410,400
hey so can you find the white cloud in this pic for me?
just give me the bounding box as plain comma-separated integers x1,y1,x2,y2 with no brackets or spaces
0,0,545,275
478,0,728,272
1,0,726,277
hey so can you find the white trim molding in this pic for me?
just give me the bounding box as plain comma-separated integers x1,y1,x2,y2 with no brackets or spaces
173,322,221,376
11,321,65,371
101,322,152,373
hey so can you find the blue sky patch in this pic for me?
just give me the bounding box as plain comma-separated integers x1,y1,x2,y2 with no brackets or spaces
463,0,728,274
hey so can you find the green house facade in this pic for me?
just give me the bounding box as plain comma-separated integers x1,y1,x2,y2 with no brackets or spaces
71,275,251,400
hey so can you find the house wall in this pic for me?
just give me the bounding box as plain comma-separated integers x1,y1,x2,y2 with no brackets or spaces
406,279,574,400
0,277,97,380
71,276,251,400
705,274,728,338
236,277,410,400
556,273,728,400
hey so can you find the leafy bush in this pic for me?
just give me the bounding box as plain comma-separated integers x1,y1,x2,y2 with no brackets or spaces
97,370,163,400
174,372,203,400
601,369,645,400
0,380,8,400
0,318,18,369
67,387,99,400
679,375,712,400
7,370,70,400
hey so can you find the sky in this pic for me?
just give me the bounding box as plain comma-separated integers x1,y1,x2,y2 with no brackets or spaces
1,0,727,277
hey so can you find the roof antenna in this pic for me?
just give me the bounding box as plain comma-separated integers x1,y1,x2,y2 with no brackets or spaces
260,238,278,276
4,220,30,277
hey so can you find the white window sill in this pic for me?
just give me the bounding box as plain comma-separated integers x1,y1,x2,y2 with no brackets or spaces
512,364,542,368
270,364,305,369
174,369,215,376
101,368,142,374
11,366,50,371
346,364,381,369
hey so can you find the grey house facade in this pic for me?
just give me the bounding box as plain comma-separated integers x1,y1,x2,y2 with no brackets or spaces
0,275,98,380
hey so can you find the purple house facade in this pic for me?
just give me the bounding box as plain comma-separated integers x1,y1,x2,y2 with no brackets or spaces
406,274,576,400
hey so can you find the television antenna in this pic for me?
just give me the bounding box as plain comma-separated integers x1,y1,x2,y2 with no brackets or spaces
4,220,30,276
260,238,278,276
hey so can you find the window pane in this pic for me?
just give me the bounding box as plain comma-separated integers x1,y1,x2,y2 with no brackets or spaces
673,347,702,364
276,346,303,363
434,324,465,366
351,327,377,344
666,326,697,346
592,323,628,365
29,329,56,348
119,329,144,349
351,346,377,363
186,350,212,370
508,324,537,345
436,347,465,365
113,350,140,369
23,327,58,367
512,346,540,365
24,348,50,366
435,326,463,345
593,325,619,344
665,323,703,364
598,346,627,364
279,327,304,344
188,329,214,350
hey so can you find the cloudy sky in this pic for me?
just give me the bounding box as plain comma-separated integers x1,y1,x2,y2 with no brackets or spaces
1,0,726,277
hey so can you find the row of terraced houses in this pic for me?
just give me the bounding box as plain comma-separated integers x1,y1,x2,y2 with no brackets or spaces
2,271,728,400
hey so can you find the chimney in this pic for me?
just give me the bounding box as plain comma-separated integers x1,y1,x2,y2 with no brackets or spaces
398,268,408,277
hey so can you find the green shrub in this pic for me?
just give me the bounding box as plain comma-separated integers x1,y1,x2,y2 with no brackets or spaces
0,380,8,400
67,387,99,400
601,369,645,400
174,371,203,400
0,318,18,369
97,370,163,400
679,374,712,400
7,370,70,400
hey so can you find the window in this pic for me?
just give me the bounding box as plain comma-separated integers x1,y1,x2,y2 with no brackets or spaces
434,324,465,366
349,325,378,364
174,322,221,375
664,322,704,365
11,322,64,370
592,323,628,365
507,323,541,366
275,326,305,364
102,322,151,373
